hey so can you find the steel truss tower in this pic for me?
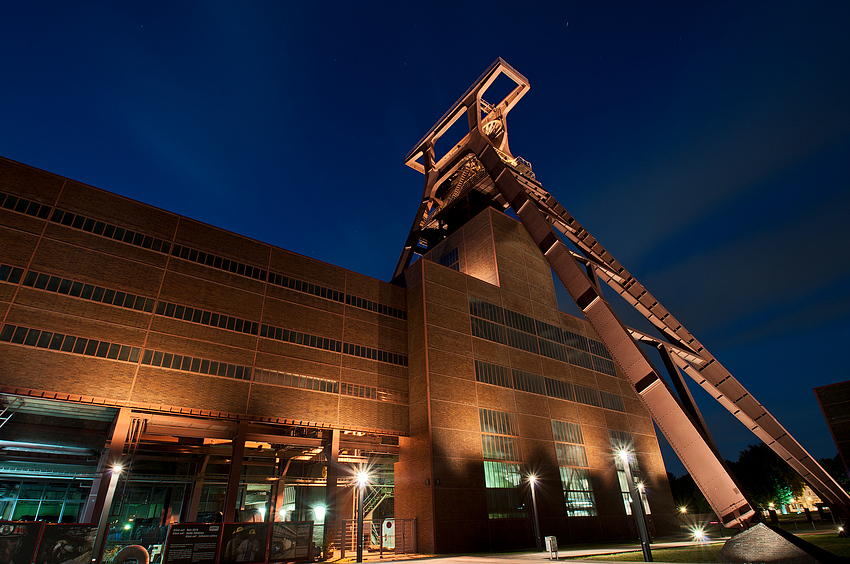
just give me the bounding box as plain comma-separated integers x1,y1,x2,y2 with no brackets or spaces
395,58,850,528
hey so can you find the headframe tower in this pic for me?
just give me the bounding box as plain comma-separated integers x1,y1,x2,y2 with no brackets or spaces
395,58,850,528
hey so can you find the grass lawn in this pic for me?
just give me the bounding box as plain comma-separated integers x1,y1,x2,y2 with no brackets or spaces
571,533,850,562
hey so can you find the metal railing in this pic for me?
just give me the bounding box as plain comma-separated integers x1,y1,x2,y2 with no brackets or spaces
338,518,416,558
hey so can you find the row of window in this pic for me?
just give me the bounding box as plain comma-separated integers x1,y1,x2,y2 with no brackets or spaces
140,348,252,381
474,360,625,412
0,324,141,362
480,408,597,519
259,323,409,367
0,264,24,284
169,243,265,281
156,300,258,335
1,323,407,402
1,263,406,368
0,191,404,321
22,269,156,313
479,407,518,436
254,368,340,394
340,382,408,404
1,192,52,219
51,208,172,253
469,297,616,376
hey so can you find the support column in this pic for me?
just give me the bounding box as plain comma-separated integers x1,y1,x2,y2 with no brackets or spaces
271,459,292,521
82,408,132,523
223,422,248,523
182,455,210,523
87,408,133,564
322,430,340,556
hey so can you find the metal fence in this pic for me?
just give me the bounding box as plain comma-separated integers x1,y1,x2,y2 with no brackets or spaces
338,518,417,558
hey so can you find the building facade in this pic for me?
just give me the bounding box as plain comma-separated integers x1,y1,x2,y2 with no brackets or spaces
0,156,677,554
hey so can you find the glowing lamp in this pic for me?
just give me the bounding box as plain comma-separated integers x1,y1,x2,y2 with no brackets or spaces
314,505,326,521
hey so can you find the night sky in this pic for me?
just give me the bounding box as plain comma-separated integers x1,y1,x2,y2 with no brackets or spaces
3,1,849,477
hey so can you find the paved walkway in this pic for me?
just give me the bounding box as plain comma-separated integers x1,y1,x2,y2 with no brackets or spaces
330,536,728,564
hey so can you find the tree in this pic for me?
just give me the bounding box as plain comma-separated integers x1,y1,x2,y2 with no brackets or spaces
818,454,850,491
726,443,805,508
667,472,712,514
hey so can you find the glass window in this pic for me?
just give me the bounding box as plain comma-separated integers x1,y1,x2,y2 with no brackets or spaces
559,467,597,516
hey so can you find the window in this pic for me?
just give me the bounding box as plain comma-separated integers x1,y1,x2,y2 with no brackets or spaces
609,431,651,515
480,408,525,519
553,420,596,516
560,467,597,517
438,248,459,271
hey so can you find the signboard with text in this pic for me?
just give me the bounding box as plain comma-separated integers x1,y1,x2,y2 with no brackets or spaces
163,523,221,564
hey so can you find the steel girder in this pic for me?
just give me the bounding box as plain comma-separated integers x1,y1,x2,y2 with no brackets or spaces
397,58,850,527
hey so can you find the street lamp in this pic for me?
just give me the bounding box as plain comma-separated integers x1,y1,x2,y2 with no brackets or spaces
356,470,369,563
618,450,652,562
528,474,542,551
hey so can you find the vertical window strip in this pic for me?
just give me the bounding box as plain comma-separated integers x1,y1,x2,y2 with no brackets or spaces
560,467,598,517
512,369,545,395
479,408,518,436
474,360,512,388
505,326,538,353
593,355,617,376
545,377,574,401
555,443,588,467
574,385,601,407
599,391,625,412
552,420,584,444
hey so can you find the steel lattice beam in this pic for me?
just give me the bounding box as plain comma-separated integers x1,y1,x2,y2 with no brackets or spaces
397,58,850,527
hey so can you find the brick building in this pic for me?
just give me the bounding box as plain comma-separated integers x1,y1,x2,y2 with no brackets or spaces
0,156,677,554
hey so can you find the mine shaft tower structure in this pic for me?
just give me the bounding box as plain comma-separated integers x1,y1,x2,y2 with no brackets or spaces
395,58,850,528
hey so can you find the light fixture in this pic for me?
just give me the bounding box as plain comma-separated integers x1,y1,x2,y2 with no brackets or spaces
314,505,326,521
679,506,688,514
690,526,707,542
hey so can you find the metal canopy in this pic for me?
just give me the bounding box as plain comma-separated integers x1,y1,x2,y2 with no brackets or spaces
396,58,850,527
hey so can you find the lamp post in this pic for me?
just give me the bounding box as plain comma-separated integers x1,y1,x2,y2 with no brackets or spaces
618,451,652,562
356,471,369,563
529,474,542,551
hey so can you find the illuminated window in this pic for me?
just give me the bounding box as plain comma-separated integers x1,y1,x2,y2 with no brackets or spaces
553,420,596,516
480,408,525,519
609,431,651,515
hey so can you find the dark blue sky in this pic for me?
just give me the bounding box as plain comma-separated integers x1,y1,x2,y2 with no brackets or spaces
3,1,849,477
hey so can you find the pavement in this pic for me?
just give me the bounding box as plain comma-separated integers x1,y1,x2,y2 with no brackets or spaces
329,535,728,564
